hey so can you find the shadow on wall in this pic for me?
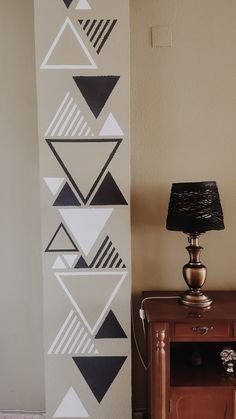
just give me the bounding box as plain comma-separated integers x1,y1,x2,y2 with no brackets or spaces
130,184,170,417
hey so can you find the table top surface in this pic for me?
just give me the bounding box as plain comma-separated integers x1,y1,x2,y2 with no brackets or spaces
142,291,236,322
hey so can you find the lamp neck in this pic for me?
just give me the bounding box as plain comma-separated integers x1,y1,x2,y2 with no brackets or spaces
188,233,200,247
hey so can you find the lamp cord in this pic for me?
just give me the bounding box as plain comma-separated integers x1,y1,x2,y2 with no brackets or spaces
132,295,181,372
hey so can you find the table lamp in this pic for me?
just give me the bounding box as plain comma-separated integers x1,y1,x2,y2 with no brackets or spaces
166,181,225,307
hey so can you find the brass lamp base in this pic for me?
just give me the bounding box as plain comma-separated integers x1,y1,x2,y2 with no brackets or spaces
181,233,213,308
180,290,213,308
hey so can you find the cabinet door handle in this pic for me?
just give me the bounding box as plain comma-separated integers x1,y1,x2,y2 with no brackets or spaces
192,325,213,335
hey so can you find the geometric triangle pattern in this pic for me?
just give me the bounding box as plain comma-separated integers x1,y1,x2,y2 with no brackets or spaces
63,254,78,267
78,20,117,54
74,235,126,269
46,138,122,204
99,113,124,136
53,182,80,206
58,208,113,256
62,0,74,8
45,223,78,252
76,0,91,10
72,356,127,402
48,309,98,355
90,172,128,205
53,386,89,417
95,310,127,339
40,17,97,70
73,76,120,118
74,256,89,269
45,92,94,138
52,256,67,270
44,177,64,195
55,271,127,334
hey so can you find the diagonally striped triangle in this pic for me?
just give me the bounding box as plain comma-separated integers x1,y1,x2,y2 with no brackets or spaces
45,92,94,138
58,208,113,256
41,17,97,70
53,386,89,417
55,271,127,334
48,310,98,355
73,235,126,269
46,138,122,204
76,0,91,9
78,19,117,54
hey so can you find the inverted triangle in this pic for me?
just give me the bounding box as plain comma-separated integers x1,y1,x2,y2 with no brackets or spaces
46,139,122,204
45,223,78,252
44,177,64,195
73,356,127,403
53,386,89,417
73,76,119,118
62,0,74,7
55,271,127,334
63,254,78,267
59,208,113,256
40,18,97,69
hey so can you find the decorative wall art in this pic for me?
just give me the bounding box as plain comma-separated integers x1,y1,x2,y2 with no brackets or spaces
34,0,130,417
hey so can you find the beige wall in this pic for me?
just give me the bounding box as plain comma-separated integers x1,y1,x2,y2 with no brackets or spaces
0,0,45,411
131,0,236,412
131,0,236,294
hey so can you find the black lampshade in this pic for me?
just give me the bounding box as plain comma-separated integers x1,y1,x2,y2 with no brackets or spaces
166,181,225,234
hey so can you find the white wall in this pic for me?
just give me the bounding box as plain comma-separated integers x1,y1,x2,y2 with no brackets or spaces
0,0,45,411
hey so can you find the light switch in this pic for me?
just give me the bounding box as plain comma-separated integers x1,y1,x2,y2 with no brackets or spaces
151,26,172,48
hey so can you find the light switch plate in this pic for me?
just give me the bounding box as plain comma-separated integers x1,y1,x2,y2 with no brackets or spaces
151,26,172,47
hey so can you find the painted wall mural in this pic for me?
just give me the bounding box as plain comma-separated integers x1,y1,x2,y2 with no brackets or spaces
34,0,131,418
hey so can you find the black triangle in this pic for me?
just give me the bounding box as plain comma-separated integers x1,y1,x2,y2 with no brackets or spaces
74,256,89,269
53,182,80,206
73,76,120,118
78,20,84,25
73,356,127,403
90,172,127,205
45,223,78,252
62,0,73,7
95,311,127,339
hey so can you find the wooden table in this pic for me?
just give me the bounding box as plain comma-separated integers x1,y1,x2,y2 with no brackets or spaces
143,291,236,419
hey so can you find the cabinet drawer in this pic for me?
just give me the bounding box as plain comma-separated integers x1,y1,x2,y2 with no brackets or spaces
174,322,230,338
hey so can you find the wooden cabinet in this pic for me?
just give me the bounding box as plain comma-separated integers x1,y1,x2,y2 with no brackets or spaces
144,291,236,419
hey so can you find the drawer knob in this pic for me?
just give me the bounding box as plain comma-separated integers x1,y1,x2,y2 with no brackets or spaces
192,325,213,335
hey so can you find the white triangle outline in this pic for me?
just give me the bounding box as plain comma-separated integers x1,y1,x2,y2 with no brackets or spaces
58,208,113,256
40,17,97,69
99,113,124,136
76,0,91,10
44,177,64,195
53,386,89,418
55,271,127,334
52,256,67,270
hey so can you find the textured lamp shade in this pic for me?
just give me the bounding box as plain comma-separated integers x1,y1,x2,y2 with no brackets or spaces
166,181,225,234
